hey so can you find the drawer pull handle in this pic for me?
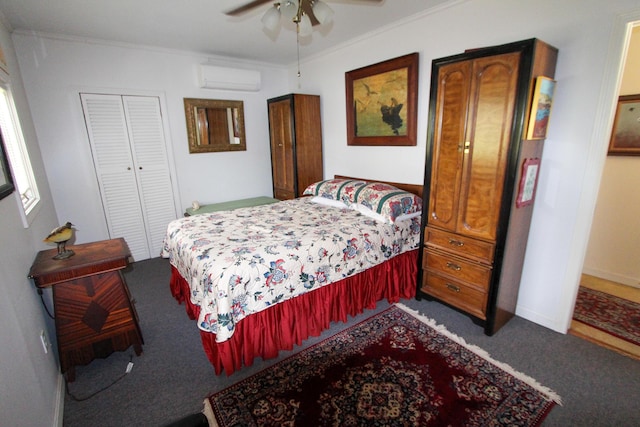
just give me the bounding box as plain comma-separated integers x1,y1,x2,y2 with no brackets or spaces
446,262,461,271
446,283,460,292
448,238,464,247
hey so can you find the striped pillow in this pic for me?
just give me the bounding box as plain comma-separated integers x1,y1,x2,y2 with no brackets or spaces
303,179,366,204
351,182,422,224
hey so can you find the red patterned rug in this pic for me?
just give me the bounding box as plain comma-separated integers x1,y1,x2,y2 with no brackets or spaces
573,286,640,347
204,304,561,426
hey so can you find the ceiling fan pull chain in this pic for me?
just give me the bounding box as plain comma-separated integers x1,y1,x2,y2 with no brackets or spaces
296,26,301,77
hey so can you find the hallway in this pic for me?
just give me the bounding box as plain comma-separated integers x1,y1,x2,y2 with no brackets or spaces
569,274,640,360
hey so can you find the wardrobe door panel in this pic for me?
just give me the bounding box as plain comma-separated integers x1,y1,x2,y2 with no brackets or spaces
428,61,471,232
268,99,295,197
458,52,520,240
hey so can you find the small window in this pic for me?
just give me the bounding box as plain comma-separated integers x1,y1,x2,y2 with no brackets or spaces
0,82,41,224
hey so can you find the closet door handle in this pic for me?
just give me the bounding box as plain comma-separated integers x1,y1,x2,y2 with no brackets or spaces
457,141,471,153
127,167,131,170
139,167,143,170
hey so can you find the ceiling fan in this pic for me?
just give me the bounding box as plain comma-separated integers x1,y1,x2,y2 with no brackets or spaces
226,0,383,35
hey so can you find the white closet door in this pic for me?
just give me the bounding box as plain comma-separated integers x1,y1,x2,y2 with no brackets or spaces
81,93,150,260
81,93,177,261
122,95,178,257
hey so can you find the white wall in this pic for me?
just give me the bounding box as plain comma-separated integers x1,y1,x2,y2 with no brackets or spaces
0,16,64,427
12,34,289,247
583,26,640,287
2,1,640,423
288,0,640,333
8,0,640,350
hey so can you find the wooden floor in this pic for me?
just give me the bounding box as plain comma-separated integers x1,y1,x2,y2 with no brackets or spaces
569,274,640,360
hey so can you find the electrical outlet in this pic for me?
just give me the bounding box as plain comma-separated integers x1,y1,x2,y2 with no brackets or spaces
39,330,49,354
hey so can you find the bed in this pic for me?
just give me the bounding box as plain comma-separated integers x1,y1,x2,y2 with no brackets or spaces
161,176,423,375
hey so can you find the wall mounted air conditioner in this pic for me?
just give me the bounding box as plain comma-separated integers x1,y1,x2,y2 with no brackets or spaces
198,64,261,91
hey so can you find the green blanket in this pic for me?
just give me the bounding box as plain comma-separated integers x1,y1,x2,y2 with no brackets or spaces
184,196,279,216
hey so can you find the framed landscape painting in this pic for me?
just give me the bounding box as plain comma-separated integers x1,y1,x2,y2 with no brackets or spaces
345,53,418,146
526,76,556,140
608,94,640,156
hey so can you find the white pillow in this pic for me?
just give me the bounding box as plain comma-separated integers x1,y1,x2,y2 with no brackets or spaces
350,203,390,224
393,211,422,222
350,203,421,224
310,196,348,209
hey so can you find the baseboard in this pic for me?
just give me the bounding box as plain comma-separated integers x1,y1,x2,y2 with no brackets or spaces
515,304,567,334
53,373,64,427
581,268,640,289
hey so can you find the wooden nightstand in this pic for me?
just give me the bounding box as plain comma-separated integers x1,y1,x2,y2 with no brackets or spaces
28,238,143,382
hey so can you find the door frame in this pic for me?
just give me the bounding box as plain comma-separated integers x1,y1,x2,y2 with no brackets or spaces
561,10,640,332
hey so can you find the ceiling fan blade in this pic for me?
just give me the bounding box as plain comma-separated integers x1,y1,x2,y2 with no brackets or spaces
300,1,320,26
225,0,274,16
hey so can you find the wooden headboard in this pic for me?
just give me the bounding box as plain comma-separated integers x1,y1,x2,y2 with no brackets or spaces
334,175,423,198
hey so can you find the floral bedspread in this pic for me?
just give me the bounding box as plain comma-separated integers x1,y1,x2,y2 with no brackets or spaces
161,197,421,343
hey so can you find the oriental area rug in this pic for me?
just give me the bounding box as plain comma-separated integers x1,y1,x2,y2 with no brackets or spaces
573,286,640,347
204,304,561,426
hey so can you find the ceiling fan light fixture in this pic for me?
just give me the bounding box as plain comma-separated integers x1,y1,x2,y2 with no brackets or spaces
261,5,281,31
297,13,313,37
312,1,334,25
280,0,299,21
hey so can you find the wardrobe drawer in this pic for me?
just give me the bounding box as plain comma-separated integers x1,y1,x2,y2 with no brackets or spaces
420,271,487,320
424,226,494,265
422,249,491,291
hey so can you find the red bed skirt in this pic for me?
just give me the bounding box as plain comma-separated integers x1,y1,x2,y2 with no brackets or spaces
169,249,417,375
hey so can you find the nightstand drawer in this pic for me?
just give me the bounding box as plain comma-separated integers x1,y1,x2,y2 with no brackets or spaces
424,226,494,265
420,270,487,320
422,249,491,291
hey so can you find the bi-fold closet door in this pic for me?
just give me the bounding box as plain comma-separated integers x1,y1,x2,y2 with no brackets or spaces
80,93,178,261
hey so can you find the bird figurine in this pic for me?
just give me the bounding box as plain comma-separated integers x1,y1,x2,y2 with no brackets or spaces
44,222,75,260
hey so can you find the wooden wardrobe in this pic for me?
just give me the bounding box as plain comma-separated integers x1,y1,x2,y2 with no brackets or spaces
417,39,558,335
267,94,323,200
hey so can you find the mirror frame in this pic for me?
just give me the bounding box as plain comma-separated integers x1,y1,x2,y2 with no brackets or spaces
184,98,247,153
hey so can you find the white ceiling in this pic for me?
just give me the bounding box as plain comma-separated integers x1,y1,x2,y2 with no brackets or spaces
0,0,457,65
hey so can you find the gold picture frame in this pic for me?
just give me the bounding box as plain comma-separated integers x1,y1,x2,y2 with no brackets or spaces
608,94,640,156
345,53,419,146
526,76,556,140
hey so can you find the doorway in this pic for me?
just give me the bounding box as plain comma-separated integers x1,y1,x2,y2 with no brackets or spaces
570,18,640,356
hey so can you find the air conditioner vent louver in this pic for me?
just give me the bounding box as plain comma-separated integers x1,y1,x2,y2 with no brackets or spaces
198,64,261,91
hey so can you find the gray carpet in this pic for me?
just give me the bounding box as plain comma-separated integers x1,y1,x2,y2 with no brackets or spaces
62,257,640,426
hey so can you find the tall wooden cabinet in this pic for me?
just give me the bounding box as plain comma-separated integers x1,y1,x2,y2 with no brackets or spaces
417,39,558,335
267,94,323,200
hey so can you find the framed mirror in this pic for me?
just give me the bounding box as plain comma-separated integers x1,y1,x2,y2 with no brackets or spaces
184,98,246,153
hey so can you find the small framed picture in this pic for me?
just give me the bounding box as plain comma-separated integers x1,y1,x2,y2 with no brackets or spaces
526,76,556,140
516,158,541,208
608,94,640,156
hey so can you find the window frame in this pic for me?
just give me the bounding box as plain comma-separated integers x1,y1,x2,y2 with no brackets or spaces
0,69,41,226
